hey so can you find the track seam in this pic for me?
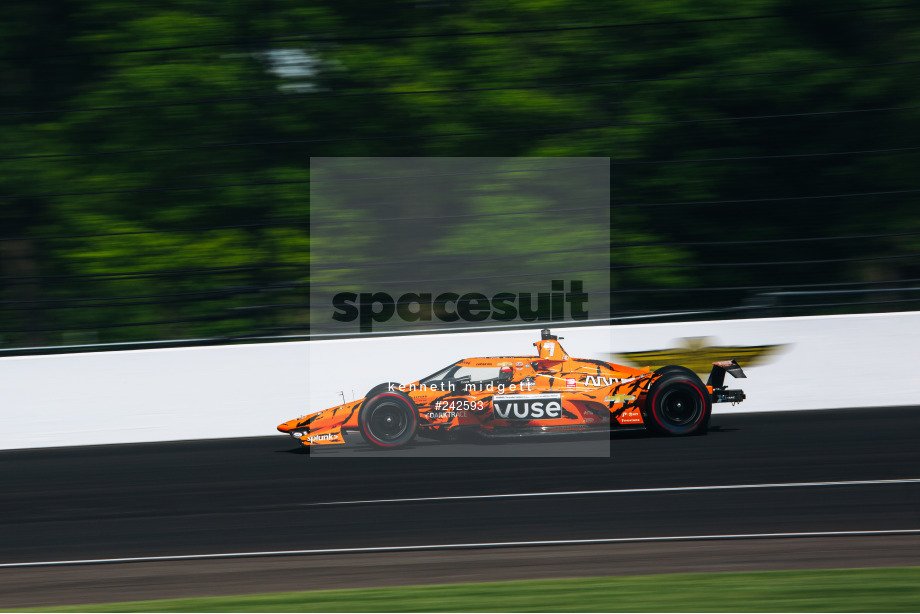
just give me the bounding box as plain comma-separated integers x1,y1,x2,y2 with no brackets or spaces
304,478,920,507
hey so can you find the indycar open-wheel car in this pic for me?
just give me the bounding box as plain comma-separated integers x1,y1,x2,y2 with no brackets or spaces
278,329,746,449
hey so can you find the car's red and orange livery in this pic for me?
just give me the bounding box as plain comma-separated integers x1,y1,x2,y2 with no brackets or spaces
277,329,746,448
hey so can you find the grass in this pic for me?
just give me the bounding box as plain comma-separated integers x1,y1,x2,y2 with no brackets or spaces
6,567,920,612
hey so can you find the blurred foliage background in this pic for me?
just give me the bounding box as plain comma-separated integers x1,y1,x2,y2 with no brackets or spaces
1,0,919,350
309,158,610,334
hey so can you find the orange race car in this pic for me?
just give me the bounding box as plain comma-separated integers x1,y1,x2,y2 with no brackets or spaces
278,329,746,449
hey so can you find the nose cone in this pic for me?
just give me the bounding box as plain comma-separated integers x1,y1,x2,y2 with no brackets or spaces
277,419,298,433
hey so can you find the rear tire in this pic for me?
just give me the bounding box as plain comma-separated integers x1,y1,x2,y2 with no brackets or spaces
645,369,711,436
358,390,419,449
654,365,702,381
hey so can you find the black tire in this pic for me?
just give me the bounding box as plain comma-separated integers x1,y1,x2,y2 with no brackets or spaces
654,365,703,382
357,383,403,445
358,390,419,449
645,369,712,436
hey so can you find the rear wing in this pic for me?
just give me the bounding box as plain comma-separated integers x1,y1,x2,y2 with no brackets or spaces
706,360,746,388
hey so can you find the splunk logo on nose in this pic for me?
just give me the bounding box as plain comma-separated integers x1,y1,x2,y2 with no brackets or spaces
332,280,589,332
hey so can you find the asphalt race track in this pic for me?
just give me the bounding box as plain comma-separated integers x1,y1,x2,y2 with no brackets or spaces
1,407,919,608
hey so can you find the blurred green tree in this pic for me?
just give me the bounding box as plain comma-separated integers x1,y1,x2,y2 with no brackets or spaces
0,0,917,347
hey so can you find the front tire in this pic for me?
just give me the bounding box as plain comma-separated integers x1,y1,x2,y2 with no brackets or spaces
357,383,403,445
358,391,419,448
645,370,711,436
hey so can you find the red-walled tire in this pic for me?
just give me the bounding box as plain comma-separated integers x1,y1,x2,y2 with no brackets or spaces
357,383,403,445
653,365,701,380
358,391,419,449
645,371,712,436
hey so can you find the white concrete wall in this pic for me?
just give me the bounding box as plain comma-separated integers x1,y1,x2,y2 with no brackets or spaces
2,311,919,450
1,343,308,451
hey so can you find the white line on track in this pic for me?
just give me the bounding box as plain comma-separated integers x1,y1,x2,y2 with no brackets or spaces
2,529,919,569
306,478,920,507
